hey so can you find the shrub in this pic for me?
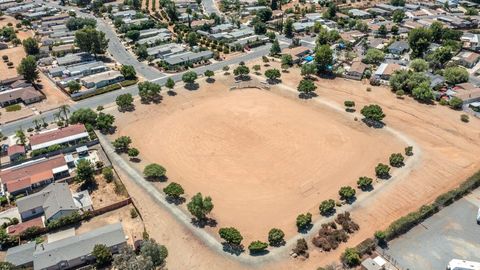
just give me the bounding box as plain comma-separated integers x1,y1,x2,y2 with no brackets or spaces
102,167,114,182
319,199,335,216
248,240,268,254
27,127,34,132
344,100,355,107
268,228,285,246
374,230,386,243
357,176,373,190
292,238,309,257
341,247,361,267
389,153,405,167
296,212,312,231
163,182,184,199
396,89,404,98
1,55,8,61
461,114,469,123
405,146,413,156
130,208,138,218
375,163,390,179
143,163,166,181
338,186,356,201
97,105,104,111
5,104,21,112
219,227,243,245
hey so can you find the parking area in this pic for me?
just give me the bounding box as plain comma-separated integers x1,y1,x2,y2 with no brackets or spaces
383,189,480,270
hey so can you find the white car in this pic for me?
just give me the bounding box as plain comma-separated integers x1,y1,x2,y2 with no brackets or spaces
477,208,480,224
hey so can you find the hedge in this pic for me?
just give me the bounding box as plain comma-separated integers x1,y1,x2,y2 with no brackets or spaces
31,144,63,157
383,170,480,241
5,104,21,112
74,83,122,101
119,79,138,87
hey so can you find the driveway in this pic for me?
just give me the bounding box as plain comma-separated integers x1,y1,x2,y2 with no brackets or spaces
383,189,480,270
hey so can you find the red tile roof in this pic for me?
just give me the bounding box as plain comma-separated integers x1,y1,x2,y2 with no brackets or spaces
0,155,66,193
7,145,25,156
7,217,44,236
29,124,87,147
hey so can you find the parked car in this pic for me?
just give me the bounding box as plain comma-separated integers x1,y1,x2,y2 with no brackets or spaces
477,208,480,224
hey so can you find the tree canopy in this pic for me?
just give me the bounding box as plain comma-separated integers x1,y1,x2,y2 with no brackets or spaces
17,56,38,83
22,37,39,55
138,81,161,103
74,27,109,57
363,48,384,65
219,227,243,245
444,66,469,85
187,192,214,220
143,163,167,180
360,104,385,122
314,44,333,73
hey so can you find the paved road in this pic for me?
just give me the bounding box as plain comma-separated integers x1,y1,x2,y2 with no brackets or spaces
202,0,221,16
383,189,480,270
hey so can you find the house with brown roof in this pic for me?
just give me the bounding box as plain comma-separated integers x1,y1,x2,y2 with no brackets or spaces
0,155,70,195
281,46,312,63
345,62,368,80
374,63,404,81
0,87,44,108
29,125,89,152
453,50,480,68
7,145,26,162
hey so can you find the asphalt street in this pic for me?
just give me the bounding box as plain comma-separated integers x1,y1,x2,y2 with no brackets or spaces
382,189,480,270
202,0,221,16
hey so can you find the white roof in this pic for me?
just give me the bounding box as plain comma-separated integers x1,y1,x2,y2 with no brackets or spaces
51,164,69,174
31,132,89,151
448,259,480,270
373,256,387,266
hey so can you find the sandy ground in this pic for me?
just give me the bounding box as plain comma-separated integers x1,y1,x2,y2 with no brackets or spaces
76,205,145,246
71,173,128,208
0,46,25,78
113,78,404,243
107,59,480,269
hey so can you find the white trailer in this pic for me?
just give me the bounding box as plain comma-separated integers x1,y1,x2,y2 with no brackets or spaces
447,259,480,270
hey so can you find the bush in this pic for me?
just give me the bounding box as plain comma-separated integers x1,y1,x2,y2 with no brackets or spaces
31,144,63,157
296,212,312,230
405,146,413,156
119,79,138,87
396,89,405,98
268,228,285,246
344,100,355,107
338,186,356,201
5,104,21,112
319,199,335,216
248,240,268,254
357,176,373,190
292,238,309,257
143,163,166,181
27,127,34,132
375,163,390,179
389,153,405,167
374,230,386,242
341,247,361,267
102,167,114,182
97,105,104,111
461,114,469,123
130,208,138,218
219,227,243,245
1,55,8,61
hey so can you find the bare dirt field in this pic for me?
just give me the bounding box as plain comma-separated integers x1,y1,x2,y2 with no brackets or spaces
0,46,25,78
112,76,405,243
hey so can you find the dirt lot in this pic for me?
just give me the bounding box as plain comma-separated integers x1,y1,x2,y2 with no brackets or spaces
76,205,144,246
111,75,405,242
0,46,25,78
71,173,128,209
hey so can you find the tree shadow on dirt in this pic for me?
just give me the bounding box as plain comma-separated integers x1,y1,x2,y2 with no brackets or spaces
359,185,374,192
297,224,313,234
250,249,270,256
298,92,318,99
166,196,186,205
129,157,141,163
191,217,217,228
361,118,385,129
222,243,244,256
184,83,199,91
167,90,177,96
269,240,286,247
206,78,215,83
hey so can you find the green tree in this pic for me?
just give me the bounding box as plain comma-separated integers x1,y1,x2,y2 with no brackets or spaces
15,129,26,145
76,159,95,184
409,58,429,72
360,104,385,122
127,148,139,159
182,71,198,86
296,212,312,230
448,96,463,109
429,21,444,43
375,163,391,179
22,37,39,55
187,193,213,220
187,32,197,47
163,182,184,200
281,54,293,66
126,30,140,41
338,186,356,201
102,167,114,182
233,65,250,80
165,77,175,91
270,38,281,55
112,136,132,153
297,79,316,97
140,239,168,267
444,66,469,84
96,112,115,133
66,17,96,31
314,45,333,73
219,227,243,245
428,46,452,70
301,63,317,78
116,93,134,111
120,65,137,80
67,80,81,94
143,163,167,181
74,27,109,58
138,81,161,103
248,240,268,254
319,199,335,216
264,68,281,82
256,8,272,22
92,244,112,267
69,108,97,125
378,25,387,37
17,55,38,83
341,248,361,267
389,153,405,167
357,177,373,191
392,9,405,23
204,69,214,81
363,48,384,65
254,21,267,35
268,228,285,246
412,82,434,102
283,18,294,38
408,28,432,58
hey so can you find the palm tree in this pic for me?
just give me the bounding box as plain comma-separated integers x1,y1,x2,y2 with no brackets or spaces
53,111,63,122
40,117,47,128
59,105,70,125
32,119,40,130
15,128,26,145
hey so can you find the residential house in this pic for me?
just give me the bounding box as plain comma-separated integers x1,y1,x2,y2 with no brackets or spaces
367,8,391,16
345,61,368,80
426,72,445,89
374,3,403,12
49,61,108,78
453,50,480,68
29,124,89,152
146,43,185,59
51,44,78,56
163,50,214,67
211,23,235,34
340,30,367,45
7,145,26,162
0,87,44,108
112,10,136,19
374,63,403,81
388,41,410,55
16,182,78,222
81,70,124,89
281,46,312,63
293,21,314,32
348,9,372,19
0,155,70,195
461,32,480,51
6,223,127,269
56,53,94,66
449,83,480,103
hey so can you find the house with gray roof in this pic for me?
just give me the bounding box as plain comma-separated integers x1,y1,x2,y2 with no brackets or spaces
81,70,124,89
146,43,185,58
112,9,136,19
16,182,78,222
348,8,372,18
6,223,126,269
211,23,235,33
388,41,410,55
56,53,93,66
163,50,213,67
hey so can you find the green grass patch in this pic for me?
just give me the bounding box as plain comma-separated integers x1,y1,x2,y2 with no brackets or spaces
5,104,21,112
120,79,138,87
